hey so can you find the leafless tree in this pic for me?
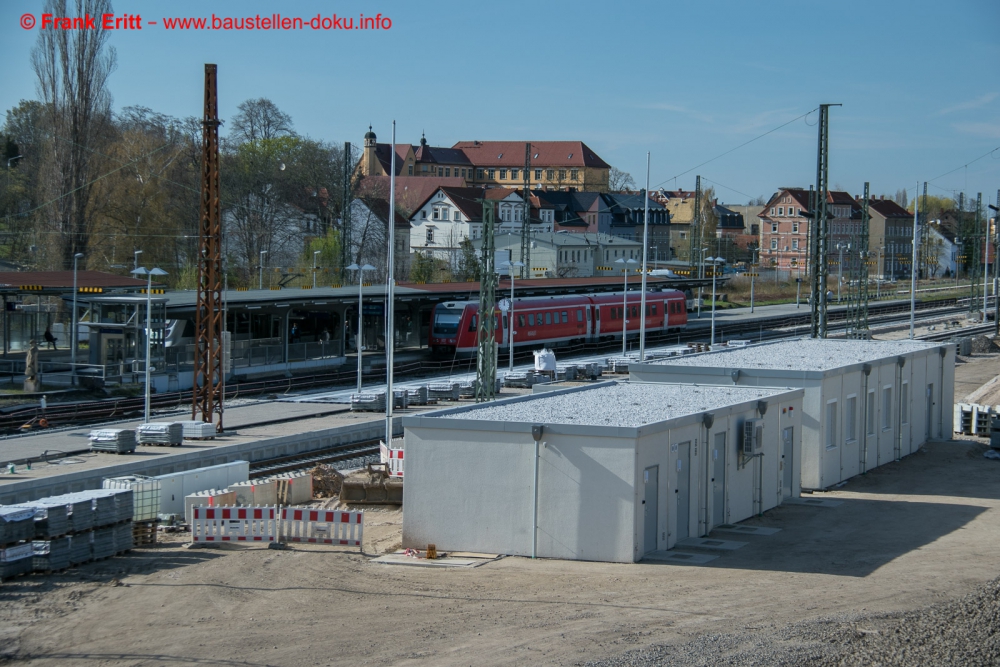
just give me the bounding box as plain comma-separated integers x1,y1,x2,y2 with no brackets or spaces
608,166,636,192
31,0,117,269
229,98,294,144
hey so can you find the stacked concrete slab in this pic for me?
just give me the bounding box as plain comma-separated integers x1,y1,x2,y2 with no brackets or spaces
630,338,955,490
403,381,804,563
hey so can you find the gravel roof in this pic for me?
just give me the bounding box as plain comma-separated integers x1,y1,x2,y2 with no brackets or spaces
447,382,789,428
648,338,939,371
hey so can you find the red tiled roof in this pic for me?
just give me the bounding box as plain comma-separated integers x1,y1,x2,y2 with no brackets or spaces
0,271,154,290
451,141,611,169
371,143,413,176
867,198,912,218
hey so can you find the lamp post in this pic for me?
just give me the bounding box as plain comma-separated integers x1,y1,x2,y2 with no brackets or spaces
614,257,638,356
133,249,142,272
259,250,268,289
71,252,84,384
347,263,376,393
750,248,758,313
130,266,168,424
706,256,720,346
836,243,849,303
312,250,321,289
500,260,525,373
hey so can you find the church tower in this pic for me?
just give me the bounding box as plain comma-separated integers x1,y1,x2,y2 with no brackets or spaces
363,125,379,176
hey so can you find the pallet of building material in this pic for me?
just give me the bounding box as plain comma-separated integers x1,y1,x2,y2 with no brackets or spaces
47,493,95,533
273,473,313,505
114,521,134,553
184,489,236,525
131,520,157,547
137,422,184,446
68,532,92,566
428,382,461,400
406,385,429,406
89,429,137,454
503,372,533,388
91,526,116,560
179,421,217,440
350,392,386,412
606,357,635,374
0,506,37,546
32,536,71,573
582,362,603,379
556,365,578,381
392,389,409,410
13,500,69,539
0,542,35,579
103,476,159,522
458,381,476,398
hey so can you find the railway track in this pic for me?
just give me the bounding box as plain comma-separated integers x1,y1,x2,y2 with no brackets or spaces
248,438,382,478
0,297,985,436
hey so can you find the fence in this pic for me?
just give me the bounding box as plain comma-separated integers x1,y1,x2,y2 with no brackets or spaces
190,506,278,543
279,508,364,547
380,440,404,477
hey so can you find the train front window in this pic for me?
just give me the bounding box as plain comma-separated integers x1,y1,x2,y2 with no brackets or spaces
433,310,462,335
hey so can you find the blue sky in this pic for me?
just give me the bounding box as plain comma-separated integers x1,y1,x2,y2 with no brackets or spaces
2,0,998,205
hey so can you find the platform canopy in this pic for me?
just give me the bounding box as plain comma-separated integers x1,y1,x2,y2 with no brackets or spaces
0,271,157,296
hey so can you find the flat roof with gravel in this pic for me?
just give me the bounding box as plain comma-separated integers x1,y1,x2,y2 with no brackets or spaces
445,382,792,428
647,338,939,372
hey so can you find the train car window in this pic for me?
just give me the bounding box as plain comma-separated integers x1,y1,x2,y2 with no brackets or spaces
632,306,638,318
545,312,552,325
561,311,568,323
469,315,477,331
577,310,583,322
518,315,525,327
595,308,600,321
528,314,535,326
652,304,657,315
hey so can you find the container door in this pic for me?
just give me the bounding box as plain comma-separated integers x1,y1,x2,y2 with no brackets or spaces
781,427,794,498
712,432,726,527
926,384,934,440
675,442,691,540
643,465,658,553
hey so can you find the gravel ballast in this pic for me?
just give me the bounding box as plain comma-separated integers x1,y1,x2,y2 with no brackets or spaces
649,338,940,371
584,575,1000,667
443,381,791,428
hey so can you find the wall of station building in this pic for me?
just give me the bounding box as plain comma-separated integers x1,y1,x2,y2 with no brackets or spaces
631,344,954,491
401,388,802,563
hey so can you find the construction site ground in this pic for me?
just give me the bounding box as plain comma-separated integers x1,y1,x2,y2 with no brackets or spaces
3,352,1000,666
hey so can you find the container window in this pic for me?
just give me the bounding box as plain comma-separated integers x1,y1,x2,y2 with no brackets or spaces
882,387,893,430
846,395,857,442
901,383,909,424
825,400,838,448
867,391,876,435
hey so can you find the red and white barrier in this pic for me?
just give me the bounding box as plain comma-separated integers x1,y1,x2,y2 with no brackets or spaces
191,506,278,542
380,441,404,477
280,508,364,547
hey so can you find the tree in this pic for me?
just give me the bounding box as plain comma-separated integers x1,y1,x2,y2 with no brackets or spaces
229,98,294,144
455,238,481,282
892,188,908,209
608,166,636,192
409,251,437,283
31,0,117,269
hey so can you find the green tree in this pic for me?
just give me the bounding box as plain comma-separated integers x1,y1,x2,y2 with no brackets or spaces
304,227,342,285
455,238,481,281
410,251,437,283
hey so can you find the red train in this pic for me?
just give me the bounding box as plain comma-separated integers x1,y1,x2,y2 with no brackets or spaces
430,290,688,357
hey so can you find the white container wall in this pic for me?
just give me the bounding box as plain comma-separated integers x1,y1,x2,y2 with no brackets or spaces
402,381,803,563
630,339,955,490
153,461,250,515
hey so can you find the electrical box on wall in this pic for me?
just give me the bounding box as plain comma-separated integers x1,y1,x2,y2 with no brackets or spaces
741,419,763,455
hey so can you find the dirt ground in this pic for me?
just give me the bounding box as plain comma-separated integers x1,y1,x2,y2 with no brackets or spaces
2,354,1000,667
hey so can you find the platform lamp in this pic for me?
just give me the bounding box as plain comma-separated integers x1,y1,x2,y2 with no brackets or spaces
705,256,722,346
615,257,639,356
312,250,321,288
259,250,268,290
347,263,376,393
131,266,168,424
500,260,525,373
71,252,84,385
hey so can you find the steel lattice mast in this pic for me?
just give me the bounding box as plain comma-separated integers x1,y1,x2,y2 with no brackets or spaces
970,193,983,315
193,64,224,431
476,200,498,402
846,183,871,339
810,104,838,338
341,141,353,277
520,143,531,279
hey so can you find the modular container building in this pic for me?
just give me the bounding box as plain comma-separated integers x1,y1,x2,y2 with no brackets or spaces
402,381,803,563
630,338,954,491
154,461,250,515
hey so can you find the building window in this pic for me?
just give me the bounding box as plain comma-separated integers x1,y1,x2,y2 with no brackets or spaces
901,383,908,424
476,168,484,179
546,169,554,180
426,228,435,243
453,211,460,222
559,169,567,180
500,169,507,180
770,208,775,215
882,387,893,430
408,165,413,176
792,222,799,233
771,239,778,250
679,232,686,240
846,395,857,442
421,210,427,219
488,169,495,179
432,208,440,220
826,400,838,448
792,239,799,250
535,169,542,180
778,207,784,216
422,165,428,172
571,169,579,181
771,223,778,232
867,390,876,435
445,167,451,177
511,169,519,180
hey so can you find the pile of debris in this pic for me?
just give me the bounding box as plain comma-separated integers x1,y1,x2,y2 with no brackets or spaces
310,465,344,499
971,335,1000,355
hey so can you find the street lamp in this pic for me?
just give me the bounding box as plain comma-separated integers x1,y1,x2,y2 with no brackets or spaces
500,260,525,373
71,252,84,384
836,243,850,303
347,263,376,393
133,249,142,272
312,250,321,289
130,266,168,424
259,250,268,289
750,248,758,314
614,257,639,356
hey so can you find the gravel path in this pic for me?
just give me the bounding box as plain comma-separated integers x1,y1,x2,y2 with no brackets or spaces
584,577,1000,667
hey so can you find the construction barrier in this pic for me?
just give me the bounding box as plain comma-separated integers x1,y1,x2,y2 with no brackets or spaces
380,441,404,477
280,508,364,547
191,506,278,542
